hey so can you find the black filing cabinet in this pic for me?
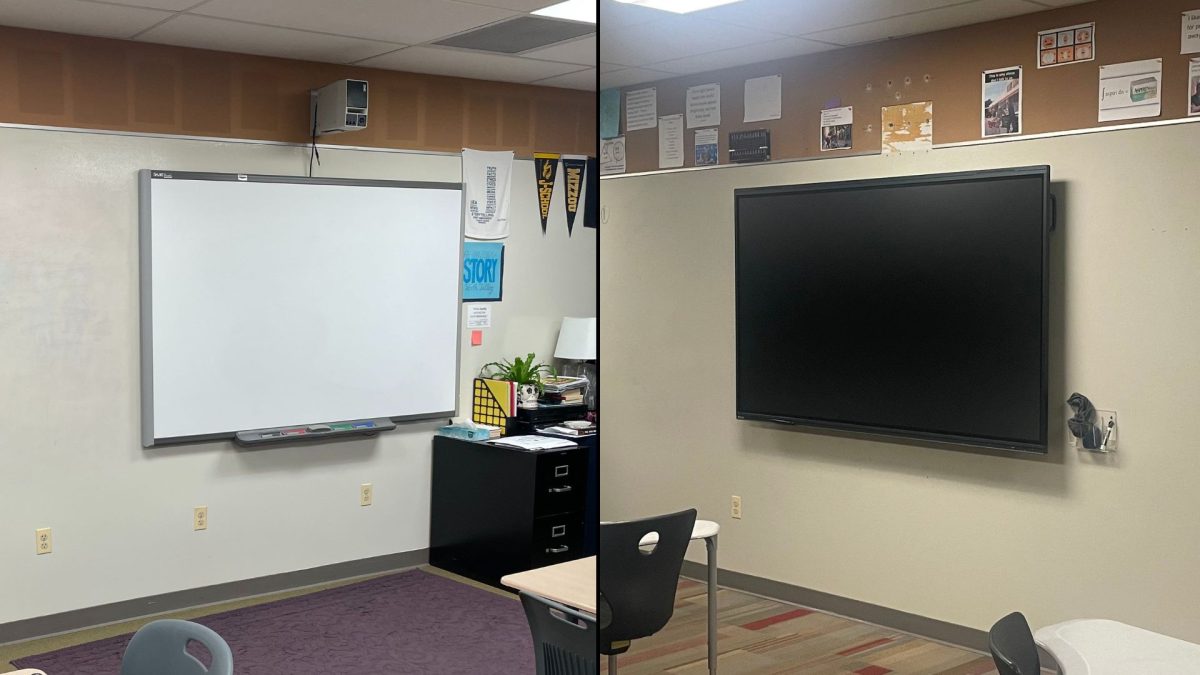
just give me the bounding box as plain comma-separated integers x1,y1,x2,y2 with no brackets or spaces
430,436,590,588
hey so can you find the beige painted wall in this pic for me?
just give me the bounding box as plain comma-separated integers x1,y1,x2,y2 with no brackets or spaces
599,121,1200,640
0,125,595,624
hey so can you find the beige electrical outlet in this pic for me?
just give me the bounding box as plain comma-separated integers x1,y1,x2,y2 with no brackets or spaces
731,495,743,519
36,527,52,554
193,506,208,531
360,483,373,507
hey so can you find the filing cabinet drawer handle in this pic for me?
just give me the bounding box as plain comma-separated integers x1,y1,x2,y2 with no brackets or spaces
547,485,573,493
546,545,569,554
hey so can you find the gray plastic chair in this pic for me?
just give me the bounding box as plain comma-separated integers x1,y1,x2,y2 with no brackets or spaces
519,592,597,675
989,611,1040,675
598,508,697,674
120,619,233,675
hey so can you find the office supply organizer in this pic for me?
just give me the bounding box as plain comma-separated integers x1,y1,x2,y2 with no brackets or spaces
472,377,516,435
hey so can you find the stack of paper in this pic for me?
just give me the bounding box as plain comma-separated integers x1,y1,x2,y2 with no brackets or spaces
490,435,577,451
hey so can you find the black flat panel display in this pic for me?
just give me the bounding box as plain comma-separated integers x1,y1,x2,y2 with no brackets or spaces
734,167,1050,452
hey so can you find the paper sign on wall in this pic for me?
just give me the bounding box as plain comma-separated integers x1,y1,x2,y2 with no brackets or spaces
695,128,718,166
626,88,657,131
600,88,621,138
686,83,721,128
982,66,1022,137
1037,21,1094,68
1098,59,1162,122
600,137,626,175
658,114,684,168
462,242,504,301
744,75,781,123
466,304,492,328
1184,10,1200,54
1188,58,1200,116
820,106,852,151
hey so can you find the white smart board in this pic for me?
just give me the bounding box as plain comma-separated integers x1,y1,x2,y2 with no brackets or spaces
140,170,462,445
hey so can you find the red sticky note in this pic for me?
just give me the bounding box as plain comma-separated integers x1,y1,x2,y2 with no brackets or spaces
470,330,483,346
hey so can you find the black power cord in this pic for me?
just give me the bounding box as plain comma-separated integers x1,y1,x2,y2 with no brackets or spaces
309,96,321,178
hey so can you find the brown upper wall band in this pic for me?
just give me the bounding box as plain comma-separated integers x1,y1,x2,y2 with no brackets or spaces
609,0,1197,173
0,25,597,157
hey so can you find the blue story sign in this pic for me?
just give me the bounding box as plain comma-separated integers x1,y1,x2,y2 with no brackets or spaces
462,241,504,301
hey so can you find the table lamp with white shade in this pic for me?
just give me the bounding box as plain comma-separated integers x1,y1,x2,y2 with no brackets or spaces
554,316,597,411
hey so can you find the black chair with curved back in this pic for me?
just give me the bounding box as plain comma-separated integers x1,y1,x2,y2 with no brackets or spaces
989,611,1041,675
519,591,597,675
598,508,697,674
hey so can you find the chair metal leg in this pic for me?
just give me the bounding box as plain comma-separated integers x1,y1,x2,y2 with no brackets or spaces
608,653,618,674
706,533,718,675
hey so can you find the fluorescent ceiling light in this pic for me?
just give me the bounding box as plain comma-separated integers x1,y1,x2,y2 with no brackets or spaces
533,0,597,23
611,0,746,14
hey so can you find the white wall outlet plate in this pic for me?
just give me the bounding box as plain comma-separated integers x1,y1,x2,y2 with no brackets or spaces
36,527,52,554
193,506,208,531
360,483,373,507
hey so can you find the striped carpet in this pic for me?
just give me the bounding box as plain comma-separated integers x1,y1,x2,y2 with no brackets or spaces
602,578,1000,674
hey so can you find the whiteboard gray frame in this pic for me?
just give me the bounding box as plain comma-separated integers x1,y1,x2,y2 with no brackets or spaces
139,169,465,447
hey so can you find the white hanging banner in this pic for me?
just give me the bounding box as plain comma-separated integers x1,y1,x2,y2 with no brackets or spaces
461,149,514,240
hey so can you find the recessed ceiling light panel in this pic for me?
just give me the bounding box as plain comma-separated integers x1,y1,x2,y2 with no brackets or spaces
533,0,596,24
612,0,746,14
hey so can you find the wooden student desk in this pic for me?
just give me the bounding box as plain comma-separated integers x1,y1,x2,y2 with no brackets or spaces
501,555,596,616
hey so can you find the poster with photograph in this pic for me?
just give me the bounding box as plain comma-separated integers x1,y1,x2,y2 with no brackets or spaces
1038,21,1094,68
1189,58,1200,116
819,106,853,151
982,67,1022,137
695,128,719,166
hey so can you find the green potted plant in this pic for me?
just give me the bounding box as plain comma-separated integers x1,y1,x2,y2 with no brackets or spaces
480,353,555,409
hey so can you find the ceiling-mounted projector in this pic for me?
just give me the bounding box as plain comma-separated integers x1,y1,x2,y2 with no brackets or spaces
310,79,368,136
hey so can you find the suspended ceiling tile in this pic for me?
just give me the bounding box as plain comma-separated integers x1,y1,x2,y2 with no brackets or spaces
0,0,173,39
357,45,584,83
600,14,788,68
433,15,593,53
598,66,676,89
803,0,1042,45
696,0,974,36
598,0,665,29
648,36,832,75
138,14,402,63
521,34,595,65
96,0,205,9
454,0,562,10
191,0,518,45
532,67,597,90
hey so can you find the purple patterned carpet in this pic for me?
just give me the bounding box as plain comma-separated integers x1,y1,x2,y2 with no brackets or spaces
14,569,534,674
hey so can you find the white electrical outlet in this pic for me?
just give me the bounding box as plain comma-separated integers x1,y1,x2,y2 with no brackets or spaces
360,483,373,507
731,495,742,519
193,506,208,531
36,528,52,554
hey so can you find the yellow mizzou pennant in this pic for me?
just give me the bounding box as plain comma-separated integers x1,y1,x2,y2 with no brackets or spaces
561,155,587,236
533,152,560,234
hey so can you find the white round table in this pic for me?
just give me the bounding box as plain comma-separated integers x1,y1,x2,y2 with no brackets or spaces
637,519,720,674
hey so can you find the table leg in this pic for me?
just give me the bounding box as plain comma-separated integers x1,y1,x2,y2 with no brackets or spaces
706,534,718,675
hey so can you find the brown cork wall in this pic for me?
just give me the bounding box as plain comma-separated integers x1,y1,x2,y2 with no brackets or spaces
0,25,596,156
613,0,1196,173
